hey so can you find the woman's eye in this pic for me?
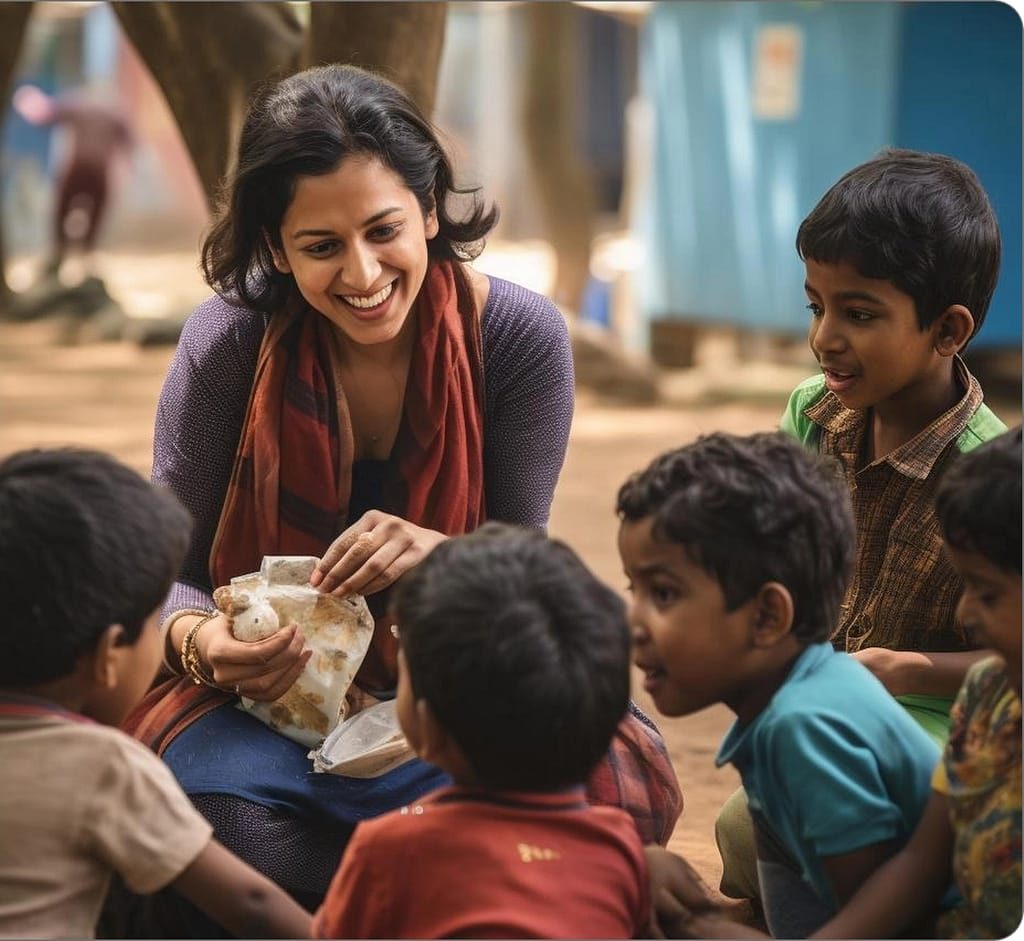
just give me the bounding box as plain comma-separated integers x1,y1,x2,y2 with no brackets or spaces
369,222,400,241
848,308,874,323
304,241,336,257
805,302,823,318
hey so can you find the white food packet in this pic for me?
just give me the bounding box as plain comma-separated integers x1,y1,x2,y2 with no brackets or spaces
213,555,374,748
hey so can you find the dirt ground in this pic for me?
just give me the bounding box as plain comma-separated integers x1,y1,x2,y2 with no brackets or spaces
2,306,1019,923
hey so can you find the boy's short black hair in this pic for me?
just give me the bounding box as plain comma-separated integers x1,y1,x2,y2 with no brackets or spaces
392,521,630,792
0,448,191,686
616,432,854,644
935,426,1022,574
796,147,1001,339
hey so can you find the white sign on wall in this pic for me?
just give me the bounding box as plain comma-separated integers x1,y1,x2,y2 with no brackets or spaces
752,24,804,120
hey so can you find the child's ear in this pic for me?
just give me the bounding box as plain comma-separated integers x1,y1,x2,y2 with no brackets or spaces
413,697,448,764
91,624,126,689
749,582,794,647
932,304,974,356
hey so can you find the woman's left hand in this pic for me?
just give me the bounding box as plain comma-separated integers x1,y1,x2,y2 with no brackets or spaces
310,510,448,597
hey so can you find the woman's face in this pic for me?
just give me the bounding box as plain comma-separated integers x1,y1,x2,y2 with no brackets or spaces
272,154,438,348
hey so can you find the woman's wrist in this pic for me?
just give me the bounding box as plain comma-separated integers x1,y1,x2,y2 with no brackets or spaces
160,608,216,676
180,612,220,686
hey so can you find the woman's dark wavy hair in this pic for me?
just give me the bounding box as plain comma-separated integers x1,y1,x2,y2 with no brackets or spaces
0,448,191,686
796,147,1001,341
392,522,631,792
617,432,855,644
202,64,499,314
935,426,1021,574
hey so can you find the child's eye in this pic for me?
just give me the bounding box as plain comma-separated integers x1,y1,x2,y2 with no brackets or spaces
651,585,678,606
847,308,874,323
805,302,823,318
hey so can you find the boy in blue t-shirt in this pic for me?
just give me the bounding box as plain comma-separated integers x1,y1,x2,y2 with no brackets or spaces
618,431,943,937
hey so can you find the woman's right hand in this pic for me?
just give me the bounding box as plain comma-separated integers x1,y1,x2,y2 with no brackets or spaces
196,613,311,701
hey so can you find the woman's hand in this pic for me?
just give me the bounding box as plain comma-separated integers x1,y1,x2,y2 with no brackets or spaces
310,511,448,597
196,613,311,701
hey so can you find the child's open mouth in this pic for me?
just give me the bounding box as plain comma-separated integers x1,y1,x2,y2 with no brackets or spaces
822,368,857,394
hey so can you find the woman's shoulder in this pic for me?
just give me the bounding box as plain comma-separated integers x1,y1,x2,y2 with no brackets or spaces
177,293,268,365
479,275,569,353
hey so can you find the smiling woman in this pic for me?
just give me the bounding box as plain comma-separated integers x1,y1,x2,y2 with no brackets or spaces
100,63,680,937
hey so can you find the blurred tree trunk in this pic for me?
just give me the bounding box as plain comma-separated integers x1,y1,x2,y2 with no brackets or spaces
111,2,447,209
110,2,303,208
0,1,446,300
521,2,595,317
306,3,447,116
0,1,34,299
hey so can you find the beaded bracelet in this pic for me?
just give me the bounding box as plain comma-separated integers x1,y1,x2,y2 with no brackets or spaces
180,612,219,687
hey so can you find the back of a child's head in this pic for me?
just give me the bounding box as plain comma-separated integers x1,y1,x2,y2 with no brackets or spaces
616,431,854,644
935,426,1022,573
392,521,630,792
797,147,1001,339
0,448,191,687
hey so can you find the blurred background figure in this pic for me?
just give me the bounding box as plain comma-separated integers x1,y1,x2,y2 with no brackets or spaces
12,82,132,282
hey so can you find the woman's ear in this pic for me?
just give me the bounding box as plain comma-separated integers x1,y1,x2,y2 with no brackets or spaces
264,231,291,274
750,582,795,648
932,304,974,356
91,624,126,689
424,205,439,241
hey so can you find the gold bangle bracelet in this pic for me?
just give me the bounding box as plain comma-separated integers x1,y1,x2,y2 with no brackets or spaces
160,607,212,675
180,612,219,687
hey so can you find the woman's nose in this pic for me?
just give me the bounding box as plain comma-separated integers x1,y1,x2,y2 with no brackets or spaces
343,242,381,291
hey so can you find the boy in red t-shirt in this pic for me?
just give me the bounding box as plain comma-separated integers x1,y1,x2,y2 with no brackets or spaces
313,522,651,939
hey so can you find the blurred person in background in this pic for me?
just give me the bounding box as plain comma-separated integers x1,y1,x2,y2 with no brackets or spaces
12,82,134,283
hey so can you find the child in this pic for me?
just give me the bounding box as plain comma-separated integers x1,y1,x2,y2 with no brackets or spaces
718,147,1008,903
0,447,312,939
312,521,650,939
812,425,1022,939
618,431,943,938
785,146,1006,726
659,427,1022,941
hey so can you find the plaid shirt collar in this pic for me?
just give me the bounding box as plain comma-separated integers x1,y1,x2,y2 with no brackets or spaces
805,356,982,480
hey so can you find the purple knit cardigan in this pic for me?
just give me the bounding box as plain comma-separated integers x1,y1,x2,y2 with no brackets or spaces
153,275,575,614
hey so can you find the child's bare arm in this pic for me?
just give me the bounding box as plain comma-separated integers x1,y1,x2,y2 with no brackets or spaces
644,846,769,939
853,647,993,697
171,839,312,938
813,791,953,939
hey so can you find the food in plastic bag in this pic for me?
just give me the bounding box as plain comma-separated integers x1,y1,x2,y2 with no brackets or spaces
310,699,415,778
213,555,374,748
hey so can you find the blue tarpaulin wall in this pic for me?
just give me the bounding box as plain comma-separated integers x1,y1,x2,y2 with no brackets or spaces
638,1,1021,349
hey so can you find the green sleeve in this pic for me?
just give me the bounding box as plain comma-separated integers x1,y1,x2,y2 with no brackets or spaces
780,375,828,447
956,401,1007,453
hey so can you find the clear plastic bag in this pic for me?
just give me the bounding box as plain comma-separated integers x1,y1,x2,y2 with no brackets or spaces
309,699,415,778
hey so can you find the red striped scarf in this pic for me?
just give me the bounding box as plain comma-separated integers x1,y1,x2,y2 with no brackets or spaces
211,258,486,689
122,260,486,747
